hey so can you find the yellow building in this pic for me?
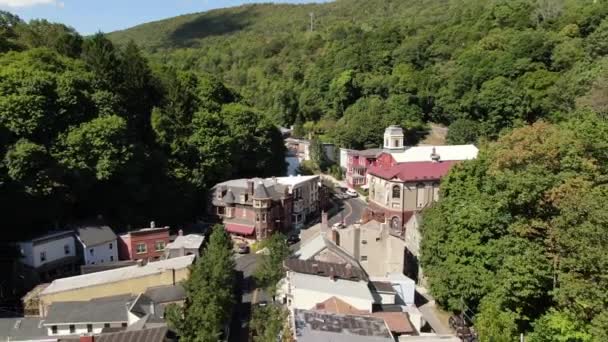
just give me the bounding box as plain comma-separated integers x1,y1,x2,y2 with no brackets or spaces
38,255,194,315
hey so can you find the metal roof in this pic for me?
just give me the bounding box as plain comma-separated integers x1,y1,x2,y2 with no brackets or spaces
290,272,374,302
41,255,195,295
294,309,393,342
76,225,117,247
284,259,367,282
44,294,133,325
390,145,478,163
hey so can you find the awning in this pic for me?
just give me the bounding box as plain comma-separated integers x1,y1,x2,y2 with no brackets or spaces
225,223,255,236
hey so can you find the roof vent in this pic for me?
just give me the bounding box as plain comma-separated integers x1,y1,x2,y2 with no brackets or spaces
430,147,441,162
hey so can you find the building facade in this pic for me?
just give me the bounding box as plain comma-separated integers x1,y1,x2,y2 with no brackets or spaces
211,176,320,240
75,225,119,265
118,224,170,261
18,231,80,282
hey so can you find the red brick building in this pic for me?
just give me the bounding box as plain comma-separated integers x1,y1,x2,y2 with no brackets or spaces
118,223,170,261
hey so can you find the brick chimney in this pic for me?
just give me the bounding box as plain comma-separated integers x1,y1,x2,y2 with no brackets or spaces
321,211,328,232
80,335,94,342
247,180,254,195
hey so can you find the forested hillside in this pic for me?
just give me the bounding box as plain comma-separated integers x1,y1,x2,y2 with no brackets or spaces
111,1,608,340
109,0,608,148
0,13,286,238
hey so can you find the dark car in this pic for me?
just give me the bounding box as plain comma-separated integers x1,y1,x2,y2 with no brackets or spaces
287,235,301,245
236,243,250,254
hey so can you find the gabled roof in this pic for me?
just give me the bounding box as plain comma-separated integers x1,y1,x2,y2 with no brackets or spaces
223,189,235,204
284,259,367,282
76,225,117,246
290,272,373,302
367,161,458,182
0,317,49,341
44,294,132,325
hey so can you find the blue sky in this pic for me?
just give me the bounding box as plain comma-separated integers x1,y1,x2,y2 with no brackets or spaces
0,0,329,35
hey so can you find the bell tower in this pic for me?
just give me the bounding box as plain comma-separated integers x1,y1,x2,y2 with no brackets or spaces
384,125,404,150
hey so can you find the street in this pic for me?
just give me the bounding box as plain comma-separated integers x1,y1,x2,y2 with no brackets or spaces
327,196,367,226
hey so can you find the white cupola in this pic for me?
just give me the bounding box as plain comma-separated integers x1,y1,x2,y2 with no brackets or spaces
383,125,404,150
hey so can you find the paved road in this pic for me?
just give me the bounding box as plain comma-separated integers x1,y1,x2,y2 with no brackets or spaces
327,196,367,226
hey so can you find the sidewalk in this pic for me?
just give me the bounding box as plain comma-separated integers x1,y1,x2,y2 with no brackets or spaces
416,286,454,335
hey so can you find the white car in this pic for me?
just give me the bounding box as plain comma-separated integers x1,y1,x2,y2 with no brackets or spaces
346,189,359,198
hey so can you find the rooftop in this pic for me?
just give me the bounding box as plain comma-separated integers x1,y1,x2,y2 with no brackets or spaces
293,309,393,342
390,145,478,163
290,272,373,302
367,160,458,182
23,230,74,245
44,294,133,325
313,297,414,335
284,259,367,282
143,284,186,304
165,234,204,250
41,255,195,295
59,326,174,342
0,317,48,341
294,232,363,269
76,225,117,247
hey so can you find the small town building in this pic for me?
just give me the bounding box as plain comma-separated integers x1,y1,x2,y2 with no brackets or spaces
164,231,204,258
74,225,118,265
279,259,375,312
211,175,320,240
331,219,406,278
18,231,80,282
38,255,194,316
341,125,478,189
292,309,394,342
285,138,336,163
117,223,170,261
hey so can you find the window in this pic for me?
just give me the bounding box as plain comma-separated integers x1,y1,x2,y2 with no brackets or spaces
136,243,147,254
417,183,426,208
69,325,75,333
122,323,128,328
40,251,46,263
155,241,166,251
87,324,93,333
392,185,401,199
262,213,267,223
394,139,399,147
64,244,70,255
89,248,94,255
361,240,367,245
104,323,110,328
110,256,114,261
109,242,113,250
217,206,225,215
51,326,57,334
361,256,368,261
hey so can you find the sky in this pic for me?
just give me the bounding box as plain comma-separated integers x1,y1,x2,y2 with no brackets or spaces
0,0,329,35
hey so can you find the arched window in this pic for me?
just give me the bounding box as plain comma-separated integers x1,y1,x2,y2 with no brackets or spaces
392,185,401,199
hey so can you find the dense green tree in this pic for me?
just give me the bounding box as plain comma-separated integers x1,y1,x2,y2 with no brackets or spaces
446,119,482,144
54,115,133,181
421,115,608,340
250,305,289,342
254,233,289,294
81,33,121,90
165,225,236,341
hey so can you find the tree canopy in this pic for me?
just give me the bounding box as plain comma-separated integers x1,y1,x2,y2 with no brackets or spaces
420,112,608,341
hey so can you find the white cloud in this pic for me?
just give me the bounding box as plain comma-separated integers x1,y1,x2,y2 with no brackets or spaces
0,0,63,8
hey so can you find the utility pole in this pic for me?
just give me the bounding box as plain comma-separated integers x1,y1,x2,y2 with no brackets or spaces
309,12,315,32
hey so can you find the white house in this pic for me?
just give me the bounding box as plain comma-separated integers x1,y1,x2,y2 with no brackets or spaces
75,225,118,265
278,259,375,312
18,231,79,281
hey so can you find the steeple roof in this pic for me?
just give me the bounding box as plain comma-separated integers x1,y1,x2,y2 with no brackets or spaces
253,182,270,199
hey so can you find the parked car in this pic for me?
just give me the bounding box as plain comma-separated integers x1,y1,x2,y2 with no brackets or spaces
332,222,345,230
346,189,359,197
236,243,250,254
287,235,301,245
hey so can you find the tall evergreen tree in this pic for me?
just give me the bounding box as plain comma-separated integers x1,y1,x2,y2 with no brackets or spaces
165,225,236,342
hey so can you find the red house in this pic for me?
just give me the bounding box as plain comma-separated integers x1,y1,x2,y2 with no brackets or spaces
118,222,170,261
